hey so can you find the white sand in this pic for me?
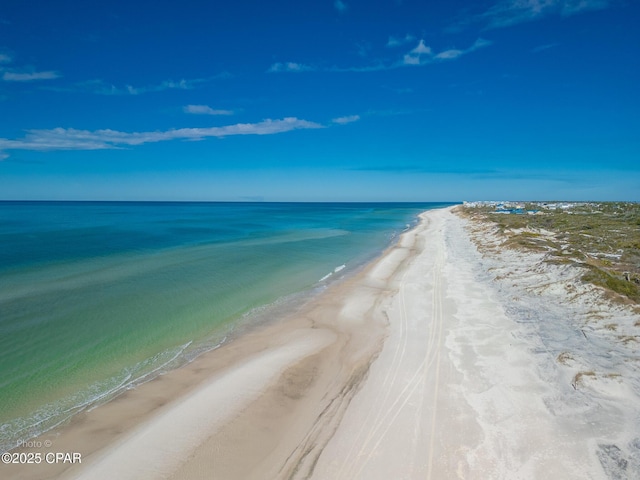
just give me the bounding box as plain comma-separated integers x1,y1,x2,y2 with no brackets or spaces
8,206,639,480
311,208,583,478
64,329,335,480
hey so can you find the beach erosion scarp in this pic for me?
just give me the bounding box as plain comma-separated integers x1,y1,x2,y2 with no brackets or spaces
4,206,640,480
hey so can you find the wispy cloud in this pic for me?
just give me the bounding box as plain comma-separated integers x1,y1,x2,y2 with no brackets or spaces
403,40,433,65
332,115,360,124
461,0,612,30
404,38,492,66
386,34,416,48
561,0,611,15
271,38,492,74
0,51,61,82
531,43,559,53
0,118,324,158
47,75,228,95
2,70,60,82
334,0,348,14
114,78,199,94
267,62,315,73
183,105,234,116
435,49,465,60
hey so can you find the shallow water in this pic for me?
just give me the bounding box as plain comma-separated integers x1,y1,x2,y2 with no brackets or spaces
0,201,450,451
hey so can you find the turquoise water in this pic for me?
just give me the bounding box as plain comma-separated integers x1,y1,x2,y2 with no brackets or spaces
0,201,450,451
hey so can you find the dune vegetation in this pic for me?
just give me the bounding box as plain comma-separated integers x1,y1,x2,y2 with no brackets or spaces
461,202,640,304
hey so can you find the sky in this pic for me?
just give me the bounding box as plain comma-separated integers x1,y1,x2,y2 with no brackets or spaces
0,0,638,201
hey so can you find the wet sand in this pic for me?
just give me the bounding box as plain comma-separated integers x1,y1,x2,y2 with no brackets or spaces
5,206,639,479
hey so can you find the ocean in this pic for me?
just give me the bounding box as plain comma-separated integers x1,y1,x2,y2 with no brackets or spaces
0,201,450,452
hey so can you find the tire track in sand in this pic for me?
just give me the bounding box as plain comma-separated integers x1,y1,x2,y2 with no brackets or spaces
426,236,445,480
334,219,446,479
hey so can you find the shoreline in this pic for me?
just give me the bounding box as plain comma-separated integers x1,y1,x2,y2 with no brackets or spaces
4,205,638,479
0,203,426,457
3,206,424,480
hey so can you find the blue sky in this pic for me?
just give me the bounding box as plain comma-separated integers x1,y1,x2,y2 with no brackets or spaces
0,0,638,201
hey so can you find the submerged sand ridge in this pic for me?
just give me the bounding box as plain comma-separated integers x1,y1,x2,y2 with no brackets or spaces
5,207,639,479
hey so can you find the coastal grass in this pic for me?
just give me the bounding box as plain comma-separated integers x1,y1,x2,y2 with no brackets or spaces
460,202,640,304
557,352,574,365
572,370,597,389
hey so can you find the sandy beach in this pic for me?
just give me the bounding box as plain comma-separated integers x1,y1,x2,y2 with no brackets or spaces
5,206,639,480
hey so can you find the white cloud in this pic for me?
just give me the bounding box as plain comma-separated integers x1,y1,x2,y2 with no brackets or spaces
387,34,416,48
334,0,348,13
268,62,314,73
2,70,60,82
470,38,493,50
269,38,491,74
332,115,360,124
183,105,234,116
411,40,432,55
404,38,492,66
159,79,190,90
124,78,195,94
435,49,465,60
0,50,63,83
403,40,433,65
0,118,324,158
402,55,421,66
